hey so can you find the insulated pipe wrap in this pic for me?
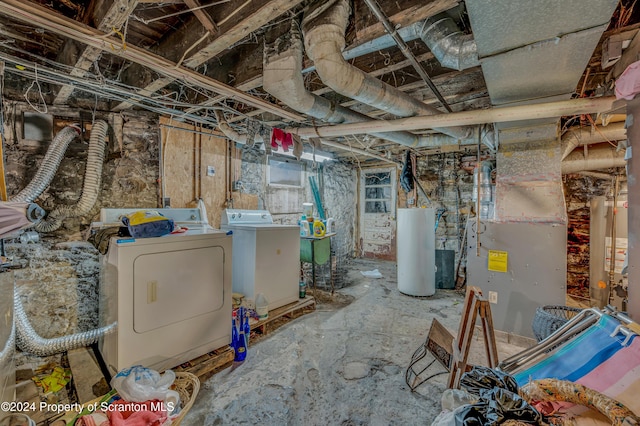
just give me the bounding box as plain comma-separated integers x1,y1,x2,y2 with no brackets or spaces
10,126,81,203
35,120,108,232
561,122,627,160
561,145,627,174
14,290,116,357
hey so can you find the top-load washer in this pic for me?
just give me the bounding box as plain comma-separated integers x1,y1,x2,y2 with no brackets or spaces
221,209,300,311
96,208,232,374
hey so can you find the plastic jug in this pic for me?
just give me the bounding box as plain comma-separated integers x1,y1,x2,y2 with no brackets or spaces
299,217,309,236
325,218,335,234
313,219,326,237
302,202,314,217
255,293,269,319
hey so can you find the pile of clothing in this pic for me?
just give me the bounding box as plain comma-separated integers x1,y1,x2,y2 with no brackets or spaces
74,366,180,426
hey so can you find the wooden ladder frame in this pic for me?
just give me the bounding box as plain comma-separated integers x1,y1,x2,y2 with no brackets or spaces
447,286,499,389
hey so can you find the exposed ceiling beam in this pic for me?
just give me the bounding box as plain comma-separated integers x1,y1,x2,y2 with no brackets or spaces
0,0,303,122
351,0,458,48
287,97,617,139
183,0,218,34
112,0,304,111
54,0,140,105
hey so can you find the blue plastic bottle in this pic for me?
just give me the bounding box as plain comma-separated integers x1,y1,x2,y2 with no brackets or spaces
243,308,251,345
235,315,247,362
231,311,239,355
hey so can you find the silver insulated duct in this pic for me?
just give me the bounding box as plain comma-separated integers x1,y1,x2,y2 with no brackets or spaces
301,0,471,141
263,22,469,149
10,126,81,203
14,287,116,357
419,13,479,71
35,120,109,232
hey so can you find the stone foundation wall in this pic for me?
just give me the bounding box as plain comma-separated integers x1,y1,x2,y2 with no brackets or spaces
240,149,356,257
403,152,475,265
3,103,160,344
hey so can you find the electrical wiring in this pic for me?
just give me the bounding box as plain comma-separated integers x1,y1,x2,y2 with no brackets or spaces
23,64,47,113
0,49,247,126
5,59,220,126
131,0,232,25
0,44,207,109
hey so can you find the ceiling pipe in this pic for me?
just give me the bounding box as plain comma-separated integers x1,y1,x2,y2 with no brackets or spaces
214,110,263,145
262,22,466,149
561,122,626,160
561,144,626,174
214,110,397,164
286,96,616,139
419,13,480,71
301,0,471,140
363,0,452,112
321,140,398,165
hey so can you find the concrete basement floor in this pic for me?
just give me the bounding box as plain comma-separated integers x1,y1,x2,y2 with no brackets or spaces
182,259,533,426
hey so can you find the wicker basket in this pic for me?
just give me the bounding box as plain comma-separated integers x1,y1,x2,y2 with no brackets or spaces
67,371,200,426
167,372,200,426
532,305,583,342
520,378,640,425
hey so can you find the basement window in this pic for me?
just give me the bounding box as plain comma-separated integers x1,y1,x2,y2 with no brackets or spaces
268,156,303,187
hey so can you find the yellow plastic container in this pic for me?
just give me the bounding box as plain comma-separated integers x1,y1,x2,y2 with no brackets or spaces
313,220,326,237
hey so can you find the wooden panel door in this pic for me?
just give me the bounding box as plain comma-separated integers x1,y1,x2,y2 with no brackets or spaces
359,167,397,260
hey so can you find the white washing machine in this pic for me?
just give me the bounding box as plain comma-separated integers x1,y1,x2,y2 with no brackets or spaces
221,209,300,311
97,208,232,374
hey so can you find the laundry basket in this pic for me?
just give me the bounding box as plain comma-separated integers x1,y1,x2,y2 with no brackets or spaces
168,372,201,425
67,371,200,426
531,305,583,342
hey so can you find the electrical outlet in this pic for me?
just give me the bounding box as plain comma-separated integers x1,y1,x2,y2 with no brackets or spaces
488,291,498,304
232,180,243,191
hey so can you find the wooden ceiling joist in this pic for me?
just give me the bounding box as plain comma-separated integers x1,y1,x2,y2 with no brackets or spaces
0,0,303,122
112,0,304,111
54,0,140,105
183,0,218,34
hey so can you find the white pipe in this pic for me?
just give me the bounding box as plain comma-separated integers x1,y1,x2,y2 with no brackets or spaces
214,110,263,145
320,139,398,165
301,0,471,141
286,96,616,139
561,144,626,174
561,122,626,160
